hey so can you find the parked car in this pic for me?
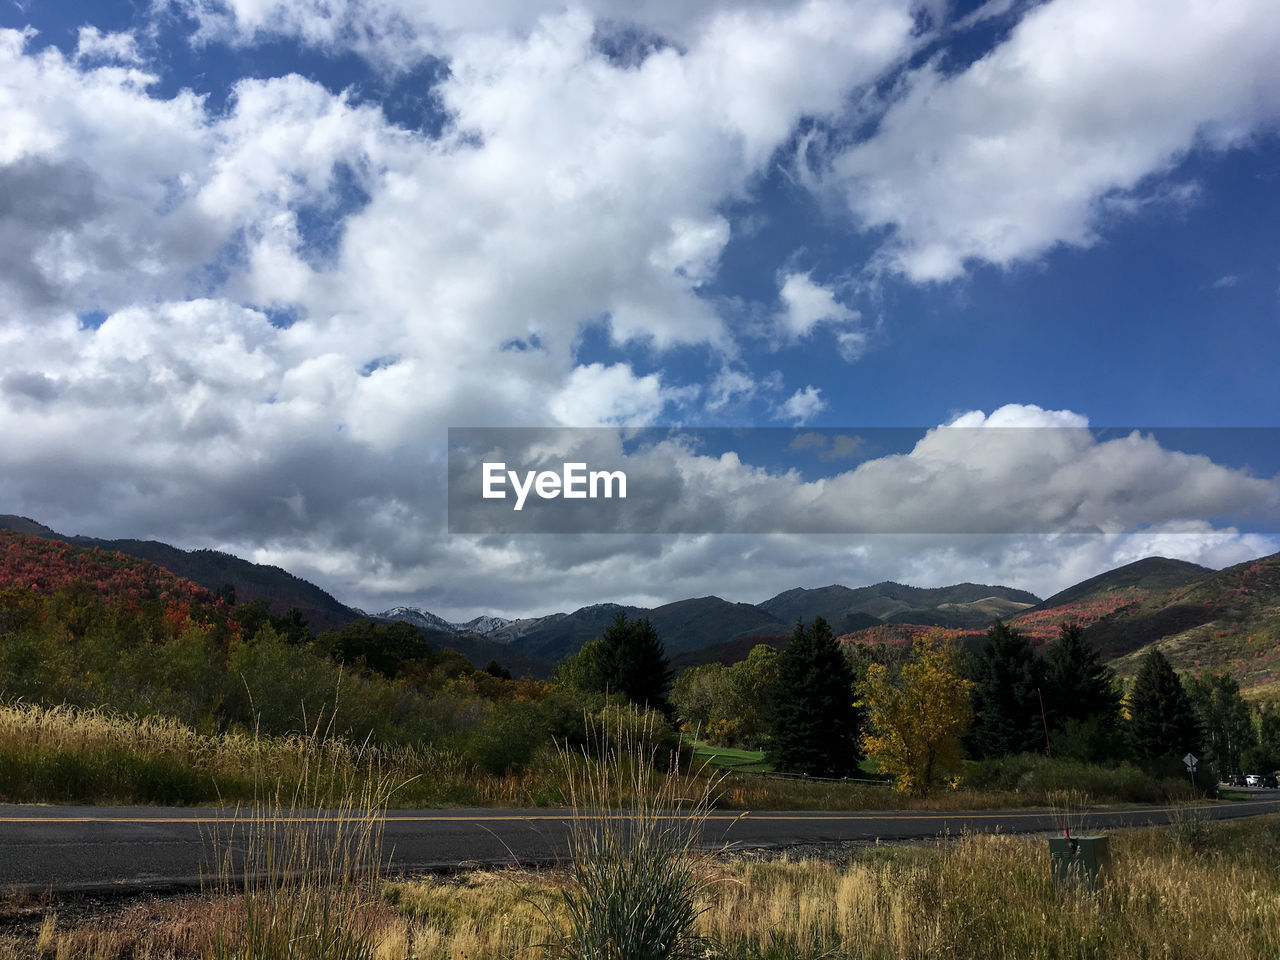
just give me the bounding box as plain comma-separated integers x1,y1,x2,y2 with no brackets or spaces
1227,774,1248,787
1263,775,1279,789
1245,773,1263,787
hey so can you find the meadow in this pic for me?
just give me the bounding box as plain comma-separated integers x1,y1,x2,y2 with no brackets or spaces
4,812,1277,959
0,701,1198,811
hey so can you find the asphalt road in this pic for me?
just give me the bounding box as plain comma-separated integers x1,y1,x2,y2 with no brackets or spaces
2,797,1279,896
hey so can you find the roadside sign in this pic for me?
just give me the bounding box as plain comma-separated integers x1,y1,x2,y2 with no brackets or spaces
1183,753,1198,770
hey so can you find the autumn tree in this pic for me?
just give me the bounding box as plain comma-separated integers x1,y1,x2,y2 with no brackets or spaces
766,618,861,777
672,662,732,734
725,643,779,747
551,637,606,694
1186,670,1256,777
1243,704,1280,772
672,644,778,747
860,632,974,796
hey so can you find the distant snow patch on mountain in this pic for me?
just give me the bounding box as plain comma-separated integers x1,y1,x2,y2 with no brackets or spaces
454,615,514,635
377,606,458,633
376,607,517,638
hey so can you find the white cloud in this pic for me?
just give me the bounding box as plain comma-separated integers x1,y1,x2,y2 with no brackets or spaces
169,0,916,81
775,270,859,339
707,368,757,411
2,5,1277,620
75,27,142,64
0,5,921,578
444,407,1280,571
778,385,825,424
419,406,1279,616
548,363,669,426
831,0,1280,281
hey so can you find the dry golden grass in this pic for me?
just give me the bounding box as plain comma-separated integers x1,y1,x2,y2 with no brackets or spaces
0,701,542,808
697,818,1280,960
1,700,1188,812
0,700,414,785
8,816,1280,960
711,773,1017,811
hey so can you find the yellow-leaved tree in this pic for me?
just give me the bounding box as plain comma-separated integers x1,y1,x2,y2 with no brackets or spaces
859,632,975,796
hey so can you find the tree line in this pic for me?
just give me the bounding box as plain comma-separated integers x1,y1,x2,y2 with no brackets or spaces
663,615,1280,795
5,539,1278,796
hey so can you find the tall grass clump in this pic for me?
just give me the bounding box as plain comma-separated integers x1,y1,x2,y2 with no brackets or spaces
202,734,397,960
549,709,725,960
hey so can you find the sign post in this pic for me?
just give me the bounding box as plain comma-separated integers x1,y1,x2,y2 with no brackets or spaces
1183,752,1198,789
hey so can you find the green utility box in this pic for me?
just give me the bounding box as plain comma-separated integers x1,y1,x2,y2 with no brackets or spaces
1049,835,1110,889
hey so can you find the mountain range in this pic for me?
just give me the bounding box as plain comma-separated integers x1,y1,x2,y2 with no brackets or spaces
3,514,1278,692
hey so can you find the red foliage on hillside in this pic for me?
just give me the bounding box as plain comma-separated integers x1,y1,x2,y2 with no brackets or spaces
0,529,218,614
835,622,983,648
1009,589,1145,643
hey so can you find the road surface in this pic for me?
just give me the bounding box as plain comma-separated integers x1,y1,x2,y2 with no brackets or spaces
2,797,1278,895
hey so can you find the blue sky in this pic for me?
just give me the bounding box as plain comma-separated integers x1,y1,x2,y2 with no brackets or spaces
1,0,1278,617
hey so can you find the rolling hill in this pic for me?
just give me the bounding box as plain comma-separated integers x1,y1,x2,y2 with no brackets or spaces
760,581,1039,633
0,515,363,633
1087,554,1280,692
6,513,1279,691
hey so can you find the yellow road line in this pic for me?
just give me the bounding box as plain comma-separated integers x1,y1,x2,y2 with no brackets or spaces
1,800,1276,826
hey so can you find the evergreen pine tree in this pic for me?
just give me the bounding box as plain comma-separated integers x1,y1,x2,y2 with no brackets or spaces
595,612,674,713
765,617,862,777
1044,622,1121,726
966,618,1047,759
1128,648,1202,769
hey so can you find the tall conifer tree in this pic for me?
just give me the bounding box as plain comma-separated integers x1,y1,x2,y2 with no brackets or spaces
1044,622,1121,727
595,612,674,714
1128,648,1202,768
966,619,1047,759
765,617,862,777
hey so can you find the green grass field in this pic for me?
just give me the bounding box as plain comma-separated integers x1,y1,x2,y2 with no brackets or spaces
690,740,888,780
691,741,774,772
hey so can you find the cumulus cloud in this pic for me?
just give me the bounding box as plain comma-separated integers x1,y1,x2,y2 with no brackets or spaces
548,363,670,426
706,368,758,412
775,271,859,339
778,385,826,424
448,406,1280,539
0,4,921,588
831,0,1280,281
75,27,142,63
2,2,1277,619
412,407,1280,615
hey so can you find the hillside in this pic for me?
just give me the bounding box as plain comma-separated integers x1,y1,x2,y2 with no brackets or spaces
1033,557,1212,612
760,581,1039,633
0,529,221,611
492,597,783,665
645,597,785,654
7,513,1278,691
508,603,647,661
1099,554,1280,691
0,515,362,633
669,632,792,672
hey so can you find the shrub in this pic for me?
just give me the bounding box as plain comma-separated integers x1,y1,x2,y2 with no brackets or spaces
204,748,394,960
965,753,1181,804
547,709,718,960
